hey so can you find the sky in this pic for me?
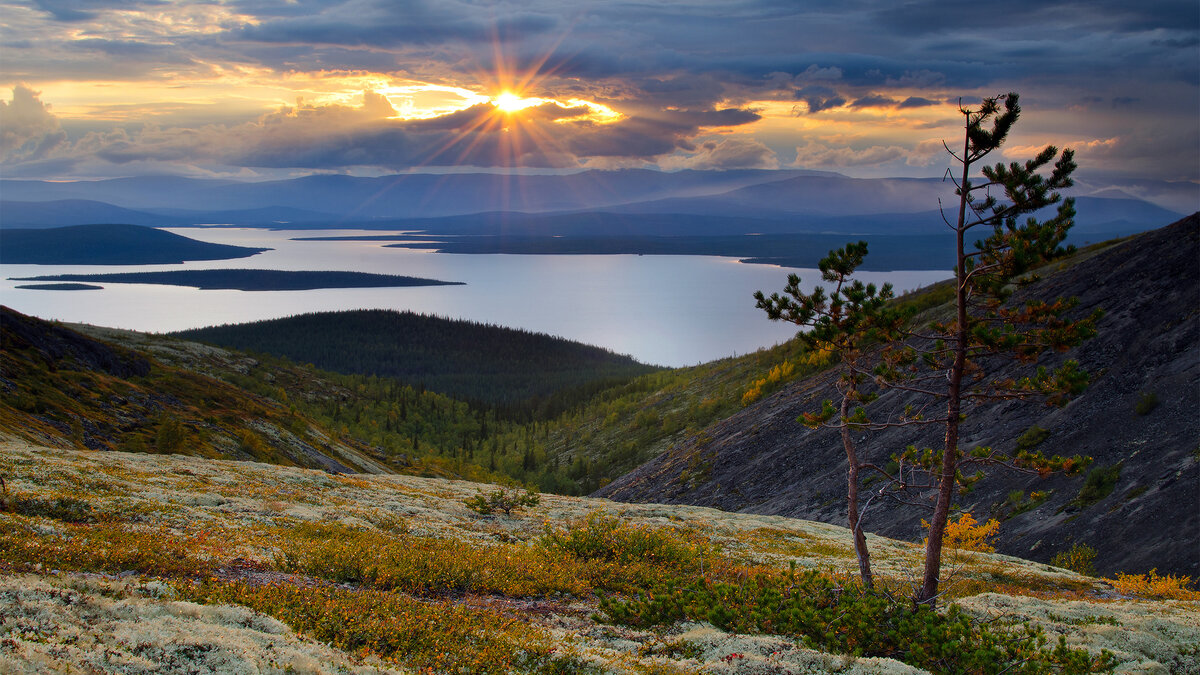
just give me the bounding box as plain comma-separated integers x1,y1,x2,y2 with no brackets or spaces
1,0,1197,191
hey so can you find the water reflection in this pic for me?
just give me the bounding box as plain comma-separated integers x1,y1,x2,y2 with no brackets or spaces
0,228,949,368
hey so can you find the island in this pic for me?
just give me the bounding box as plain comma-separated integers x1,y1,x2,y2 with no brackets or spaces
9,269,464,291
0,223,268,265
13,283,104,291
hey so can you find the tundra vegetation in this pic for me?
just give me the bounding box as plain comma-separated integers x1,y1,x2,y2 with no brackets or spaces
2,442,1198,674
755,93,1102,605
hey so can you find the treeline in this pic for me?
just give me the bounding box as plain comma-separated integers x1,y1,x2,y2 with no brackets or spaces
173,309,659,420
167,282,953,495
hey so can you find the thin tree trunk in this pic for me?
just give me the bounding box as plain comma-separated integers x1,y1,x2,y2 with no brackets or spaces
842,389,874,589
916,122,972,607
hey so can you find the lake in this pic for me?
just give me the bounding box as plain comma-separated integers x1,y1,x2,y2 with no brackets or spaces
0,228,950,367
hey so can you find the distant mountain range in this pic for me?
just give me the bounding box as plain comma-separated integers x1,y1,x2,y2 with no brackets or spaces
1,170,1189,237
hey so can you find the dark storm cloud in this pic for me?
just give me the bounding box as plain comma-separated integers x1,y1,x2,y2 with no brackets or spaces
231,1,559,47
898,96,938,108
794,86,845,113
31,0,167,22
2,0,1197,180
849,94,897,108
872,0,1199,35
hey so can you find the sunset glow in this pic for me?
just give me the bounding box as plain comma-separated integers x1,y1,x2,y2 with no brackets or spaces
0,0,1193,201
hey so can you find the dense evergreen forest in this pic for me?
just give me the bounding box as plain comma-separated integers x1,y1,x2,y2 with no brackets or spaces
216,338,817,494
165,284,954,493
174,310,660,420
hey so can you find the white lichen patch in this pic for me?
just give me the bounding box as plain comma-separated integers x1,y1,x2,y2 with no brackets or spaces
956,593,1200,674
0,574,406,674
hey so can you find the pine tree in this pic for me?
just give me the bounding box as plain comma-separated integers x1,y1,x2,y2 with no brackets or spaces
898,93,1099,604
755,242,906,588
755,93,1099,606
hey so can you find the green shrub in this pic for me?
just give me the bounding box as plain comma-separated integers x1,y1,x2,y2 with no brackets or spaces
2,493,95,523
1016,425,1051,451
464,487,540,516
598,568,1114,674
1134,392,1159,416
1051,543,1098,576
1002,489,1051,518
1075,464,1121,507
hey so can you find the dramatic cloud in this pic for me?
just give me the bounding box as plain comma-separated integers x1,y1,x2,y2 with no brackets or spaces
0,0,1195,182
661,138,780,170
0,85,67,162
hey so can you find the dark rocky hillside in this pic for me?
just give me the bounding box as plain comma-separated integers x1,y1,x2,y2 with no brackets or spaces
599,215,1200,578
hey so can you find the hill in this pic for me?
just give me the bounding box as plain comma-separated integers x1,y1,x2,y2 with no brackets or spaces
0,306,386,474
2,441,1196,674
599,215,1200,579
0,199,172,228
173,309,661,417
0,223,267,264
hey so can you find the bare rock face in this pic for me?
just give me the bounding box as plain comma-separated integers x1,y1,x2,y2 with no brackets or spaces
599,215,1200,578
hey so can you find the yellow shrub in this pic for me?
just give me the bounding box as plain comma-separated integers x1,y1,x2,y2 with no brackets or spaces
923,512,1000,553
801,341,835,367
742,360,797,406
1107,569,1199,600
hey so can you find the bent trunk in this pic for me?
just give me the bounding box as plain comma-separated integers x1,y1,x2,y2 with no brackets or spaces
842,391,874,589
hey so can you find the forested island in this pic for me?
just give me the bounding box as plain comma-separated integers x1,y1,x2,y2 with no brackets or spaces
13,283,103,291
0,223,268,264
10,269,463,291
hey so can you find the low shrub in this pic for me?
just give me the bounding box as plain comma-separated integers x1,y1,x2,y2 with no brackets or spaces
181,580,590,674
1107,569,1199,600
597,568,1114,674
1016,425,1051,451
1051,543,1098,576
1001,489,1052,519
464,487,541,516
1133,392,1159,416
2,493,95,523
1075,464,1121,507
277,522,590,597
0,516,218,577
539,512,710,571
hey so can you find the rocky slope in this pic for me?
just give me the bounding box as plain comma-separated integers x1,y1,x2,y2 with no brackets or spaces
599,215,1200,578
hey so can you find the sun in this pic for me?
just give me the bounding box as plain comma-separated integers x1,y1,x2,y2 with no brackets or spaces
493,91,536,113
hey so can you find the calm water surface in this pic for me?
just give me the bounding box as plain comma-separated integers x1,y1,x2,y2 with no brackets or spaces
0,228,950,367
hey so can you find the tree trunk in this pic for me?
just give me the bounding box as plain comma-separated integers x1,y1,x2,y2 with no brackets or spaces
842,390,874,589
916,121,972,607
